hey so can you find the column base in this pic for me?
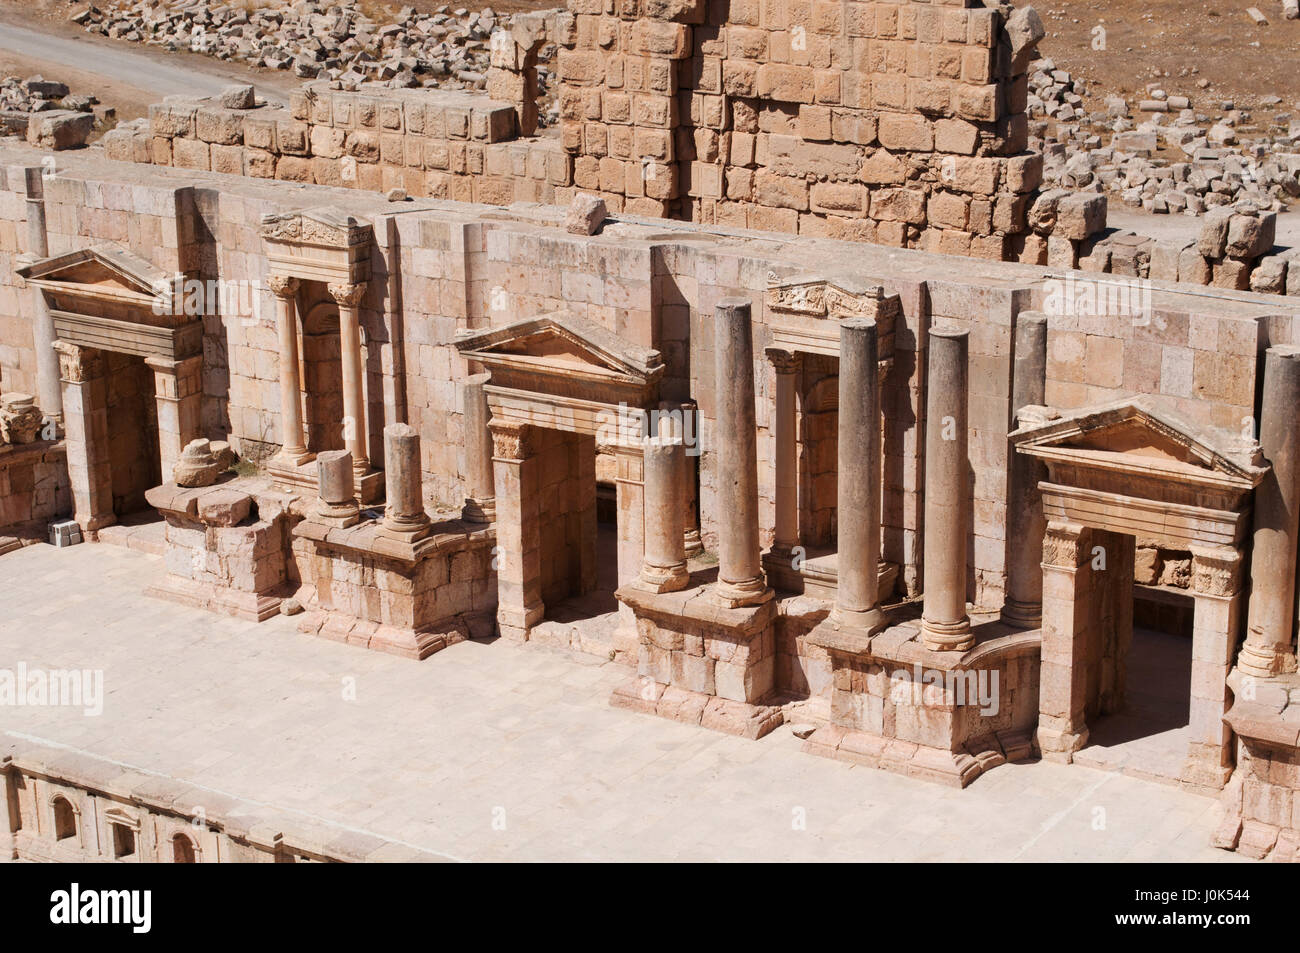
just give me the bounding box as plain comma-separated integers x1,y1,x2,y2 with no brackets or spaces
801,725,996,789
1236,643,1299,679
316,502,360,529
461,496,496,524
831,604,888,636
381,517,432,541
268,454,384,504
1000,599,1042,628
711,575,773,609
636,562,689,594
921,615,974,652
683,529,704,558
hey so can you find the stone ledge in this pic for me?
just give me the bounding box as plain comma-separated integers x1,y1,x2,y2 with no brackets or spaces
800,724,1031,789
296,607,479,661
615,581,776,637
293,515,494,565
144,576,284,623
609,677,784,740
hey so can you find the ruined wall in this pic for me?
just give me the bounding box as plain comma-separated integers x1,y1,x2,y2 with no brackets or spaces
559,0,1044,255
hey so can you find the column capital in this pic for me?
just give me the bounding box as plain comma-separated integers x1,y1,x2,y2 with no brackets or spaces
267,274,300,298
764,347,801,375
1190,545,1243,598
52,341,103,384
1042,521,1088,569
489,421,532,461
328,281,366,307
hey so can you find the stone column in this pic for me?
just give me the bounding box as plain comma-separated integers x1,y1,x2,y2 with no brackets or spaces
53,342,113,534
639,436,688,592
315,450,359,527
461,372,496,523
491,421,543,641
1004,311,1049,627
835,319,886,633
1037,521,1093,761
15,167,62,421
766,349,800,561
270,275,308,464
711,298,771,608
330,282,369,476
145,355,203,481
382,423,431,539
1241,345,1300,677
921,327,973,651
1185,546,1244,789
680,401,704,558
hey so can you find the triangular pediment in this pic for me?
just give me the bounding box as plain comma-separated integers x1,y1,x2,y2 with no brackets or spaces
1012,397,1265,487
15,244,169,302
456,311,664,386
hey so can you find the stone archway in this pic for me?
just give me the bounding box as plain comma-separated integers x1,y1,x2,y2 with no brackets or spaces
1012,398,1266,789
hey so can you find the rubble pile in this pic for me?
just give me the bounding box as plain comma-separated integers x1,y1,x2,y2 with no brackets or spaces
1027,56,1300,214
73,0,560,123
0,76,112,149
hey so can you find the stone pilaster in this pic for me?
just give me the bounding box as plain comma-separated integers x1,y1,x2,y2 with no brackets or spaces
639,435,688,592
329,281,369,476
711,298,771,608
1004,311,1048,627
269,275,308,464
1241,345,1300,677
144,355,203,481
381,423,431,540
461,372,495,523
54,342,113,535
1185,545,1244,789
834,319,886,633
1036,521,1092,761
491,420,543,641
921,327,973,651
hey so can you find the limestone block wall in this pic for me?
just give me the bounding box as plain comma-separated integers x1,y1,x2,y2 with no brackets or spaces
106,83,573,207
559,0,1043,255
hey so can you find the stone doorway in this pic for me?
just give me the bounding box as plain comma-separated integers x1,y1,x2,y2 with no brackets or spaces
1013,399,1265,791
104,351,162,518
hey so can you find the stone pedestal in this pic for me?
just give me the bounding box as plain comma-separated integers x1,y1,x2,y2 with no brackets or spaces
1036,521,1093,760
1241,346,1300,678
491,421,543,641
711,299,771,609
612,585,783,739
921,327,973,652
461,373,496,523
1003,311,1048,627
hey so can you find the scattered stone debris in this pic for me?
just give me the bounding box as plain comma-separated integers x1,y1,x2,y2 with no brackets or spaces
0,75,114,148
73,0,561,126
1027,56,1300,213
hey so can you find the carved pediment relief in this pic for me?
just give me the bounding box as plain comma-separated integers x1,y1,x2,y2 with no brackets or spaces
765,269,901,362
456,311,664,412
16,244,171,305
1013,397,1266,495
260,206,372,248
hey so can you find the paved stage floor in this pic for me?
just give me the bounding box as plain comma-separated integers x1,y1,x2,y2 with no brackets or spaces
0,542,1247,862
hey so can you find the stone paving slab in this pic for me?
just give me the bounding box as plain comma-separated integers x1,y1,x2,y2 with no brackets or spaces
0,543,1248,863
